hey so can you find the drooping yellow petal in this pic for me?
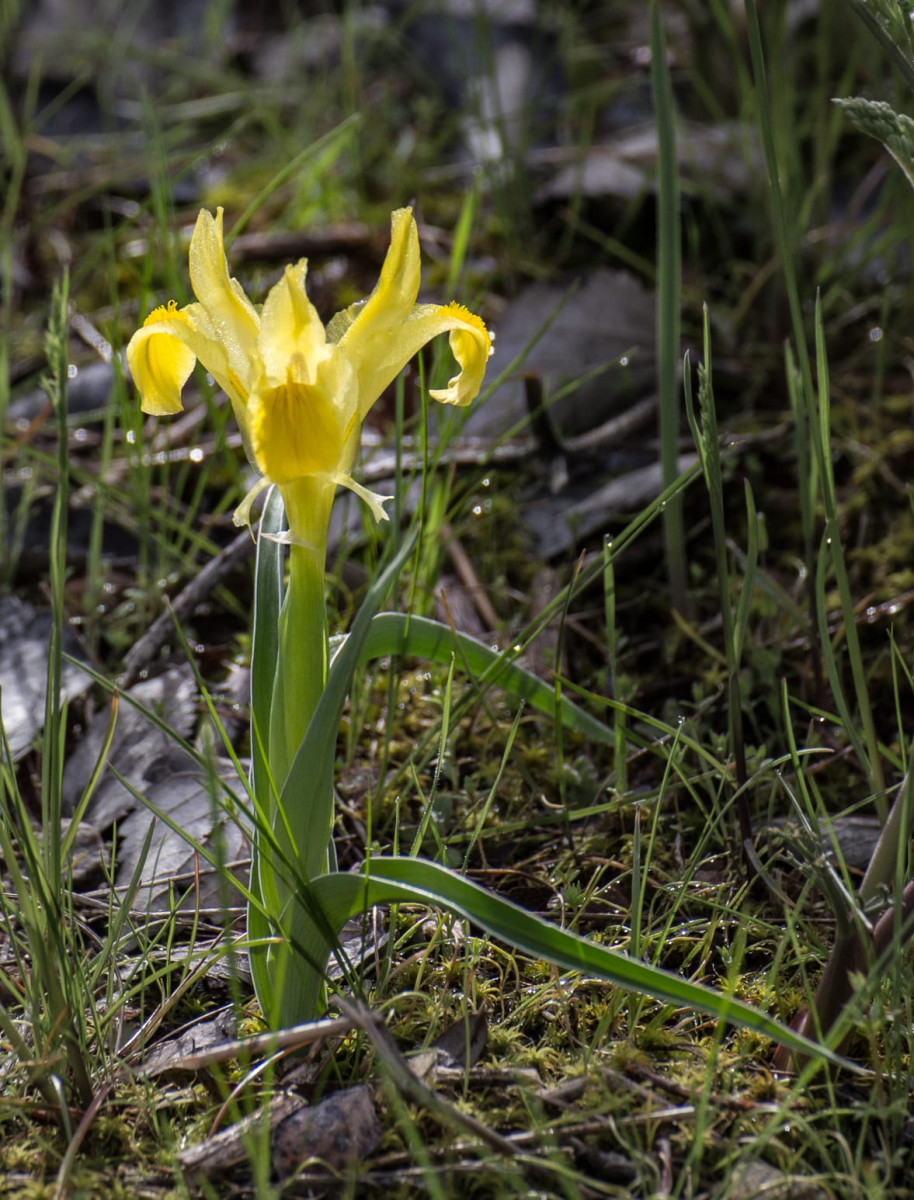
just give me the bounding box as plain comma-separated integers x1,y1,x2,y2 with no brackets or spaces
189,208,261,382
126,303,199,415
335,297,492,420
425,303,494,406
127,299,252,418
259,261,327,386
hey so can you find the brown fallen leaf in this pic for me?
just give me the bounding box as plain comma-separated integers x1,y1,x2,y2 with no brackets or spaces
271,1084,381,1178
177,1083,381,1183
431,1004,488,1068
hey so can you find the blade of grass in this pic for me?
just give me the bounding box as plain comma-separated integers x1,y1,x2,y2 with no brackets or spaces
650,1,688,614
683,313,751,853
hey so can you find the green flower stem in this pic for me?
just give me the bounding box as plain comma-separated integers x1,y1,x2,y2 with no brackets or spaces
268,479,334,798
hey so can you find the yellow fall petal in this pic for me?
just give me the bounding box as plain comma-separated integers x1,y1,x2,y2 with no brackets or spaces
337,297,492,419
126,304,198,415
426,302,494,406
250,378,355,484
127,299,252,418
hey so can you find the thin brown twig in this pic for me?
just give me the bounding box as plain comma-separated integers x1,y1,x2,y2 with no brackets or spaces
120,530,254,686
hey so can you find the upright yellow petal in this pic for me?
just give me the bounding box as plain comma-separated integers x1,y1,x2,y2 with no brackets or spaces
259,261,327,386
330,208,423,418
189,208,261,383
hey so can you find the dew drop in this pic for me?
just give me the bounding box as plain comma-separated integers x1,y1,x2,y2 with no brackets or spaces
189,446,204,463
67,364,78,379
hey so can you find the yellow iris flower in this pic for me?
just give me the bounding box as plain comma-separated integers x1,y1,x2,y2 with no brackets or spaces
126,207,492,538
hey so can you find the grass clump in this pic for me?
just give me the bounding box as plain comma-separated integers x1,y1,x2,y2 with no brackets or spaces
7,0,914,1195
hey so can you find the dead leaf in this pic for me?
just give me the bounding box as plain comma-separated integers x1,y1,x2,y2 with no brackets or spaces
139,1008,237,1078
115,755,249,913
524,452,700,559
61,664,250,912
62,664,198,823
271,1085,381,1178
464,269,655,444
432,1005,488,1068
177,1091,305,1179
0,596,89,762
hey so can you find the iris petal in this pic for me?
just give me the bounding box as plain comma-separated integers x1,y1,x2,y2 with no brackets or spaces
189,208,261,380
127,321,196,415
336,297,492,420
332,208,425,419
259,262,327,385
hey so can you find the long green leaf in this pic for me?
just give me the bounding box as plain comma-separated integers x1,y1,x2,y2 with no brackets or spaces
248,485,286,1013
250,486,284,808
355,612,612,747
302,857,849,1067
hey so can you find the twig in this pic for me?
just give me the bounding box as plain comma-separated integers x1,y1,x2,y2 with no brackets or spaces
134,1014,357,1075
120,530,254,686
53,1082,115,1200
442,524,501,632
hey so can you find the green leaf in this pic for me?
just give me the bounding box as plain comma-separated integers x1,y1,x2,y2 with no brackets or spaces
300,857,848,1066
357,612,613,746
247,486,287,1015
250,487,284,808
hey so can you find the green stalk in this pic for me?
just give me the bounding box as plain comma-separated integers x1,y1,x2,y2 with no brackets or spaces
268,480,334,794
